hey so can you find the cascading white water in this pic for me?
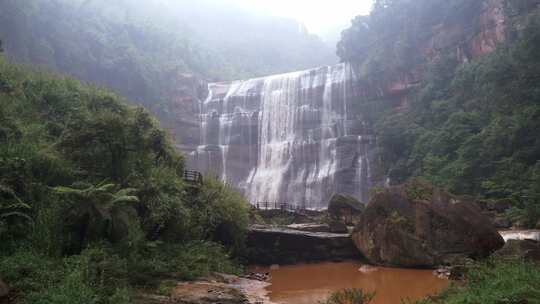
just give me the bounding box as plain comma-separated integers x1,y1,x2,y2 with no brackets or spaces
193,63,375,208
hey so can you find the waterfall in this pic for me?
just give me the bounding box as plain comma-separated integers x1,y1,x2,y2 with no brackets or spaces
192,63,376,208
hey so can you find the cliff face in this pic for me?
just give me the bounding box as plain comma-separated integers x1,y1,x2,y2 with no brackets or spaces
353,0,509,109
156,73,208,154
168,0,537,208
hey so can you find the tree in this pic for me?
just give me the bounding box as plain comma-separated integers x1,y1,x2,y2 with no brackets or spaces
53,182,140,253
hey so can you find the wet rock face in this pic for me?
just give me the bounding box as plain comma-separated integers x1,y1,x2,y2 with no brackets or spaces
351,181,505,268
191,64,377,208
247,226,362,265
157,73,208,154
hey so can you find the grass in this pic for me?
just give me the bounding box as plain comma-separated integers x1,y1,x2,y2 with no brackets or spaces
0,241,242,303
416,258,540,304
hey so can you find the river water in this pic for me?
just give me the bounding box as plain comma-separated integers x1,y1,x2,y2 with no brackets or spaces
499,230,540,242
252,262,449,304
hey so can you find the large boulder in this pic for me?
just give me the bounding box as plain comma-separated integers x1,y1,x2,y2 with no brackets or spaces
352,180,505,268
0,278,8,299
327,194,365,225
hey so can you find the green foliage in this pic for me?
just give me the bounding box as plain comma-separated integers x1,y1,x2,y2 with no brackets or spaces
52,182,142,253
0,245,133,304
345,5,540,227
405,180,434,201
417,258,540,304
129,241,242,285
190,177,250,254
0,52,248,301
0,0,335,115
320,288,375,304
338,0,480,76
0,182,32,240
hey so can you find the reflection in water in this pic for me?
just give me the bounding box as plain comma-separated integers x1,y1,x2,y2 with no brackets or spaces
252,262,449,304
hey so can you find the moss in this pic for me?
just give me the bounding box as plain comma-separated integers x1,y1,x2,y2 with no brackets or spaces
405,180,434,202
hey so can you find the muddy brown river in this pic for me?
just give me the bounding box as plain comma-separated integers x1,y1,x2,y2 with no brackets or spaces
251,262,449,304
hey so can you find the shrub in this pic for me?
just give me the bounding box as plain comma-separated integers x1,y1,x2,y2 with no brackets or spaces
0,243,135,304
128,241,241,285
418,258,540,304
320,288,375,304
189,177,249,254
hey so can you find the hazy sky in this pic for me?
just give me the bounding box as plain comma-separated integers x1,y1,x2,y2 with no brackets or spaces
237,0,373,34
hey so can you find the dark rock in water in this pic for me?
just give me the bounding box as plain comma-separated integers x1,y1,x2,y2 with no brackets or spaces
351,180,505,268
329,221,349,234
433,266,451,279
328,194,365,225
247,226,361,265
495,239,540,262
242,272,270,282
0,278,8,299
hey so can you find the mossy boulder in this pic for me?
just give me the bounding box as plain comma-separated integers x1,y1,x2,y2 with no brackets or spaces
327,194,365,225
351,180,505,268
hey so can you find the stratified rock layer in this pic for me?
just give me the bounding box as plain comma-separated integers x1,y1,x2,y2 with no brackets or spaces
247,226,362,265
192,64,376,208
352,181,505,268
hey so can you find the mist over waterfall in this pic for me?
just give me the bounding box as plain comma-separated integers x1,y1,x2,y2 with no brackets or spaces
193,63,376,208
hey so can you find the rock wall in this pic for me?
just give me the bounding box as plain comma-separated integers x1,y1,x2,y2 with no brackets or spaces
246,227,361,265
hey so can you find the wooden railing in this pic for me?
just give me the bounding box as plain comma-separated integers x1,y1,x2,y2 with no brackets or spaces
183,170,203,185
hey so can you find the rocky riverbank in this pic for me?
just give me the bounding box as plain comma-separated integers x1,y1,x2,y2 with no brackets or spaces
135,273,272,304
